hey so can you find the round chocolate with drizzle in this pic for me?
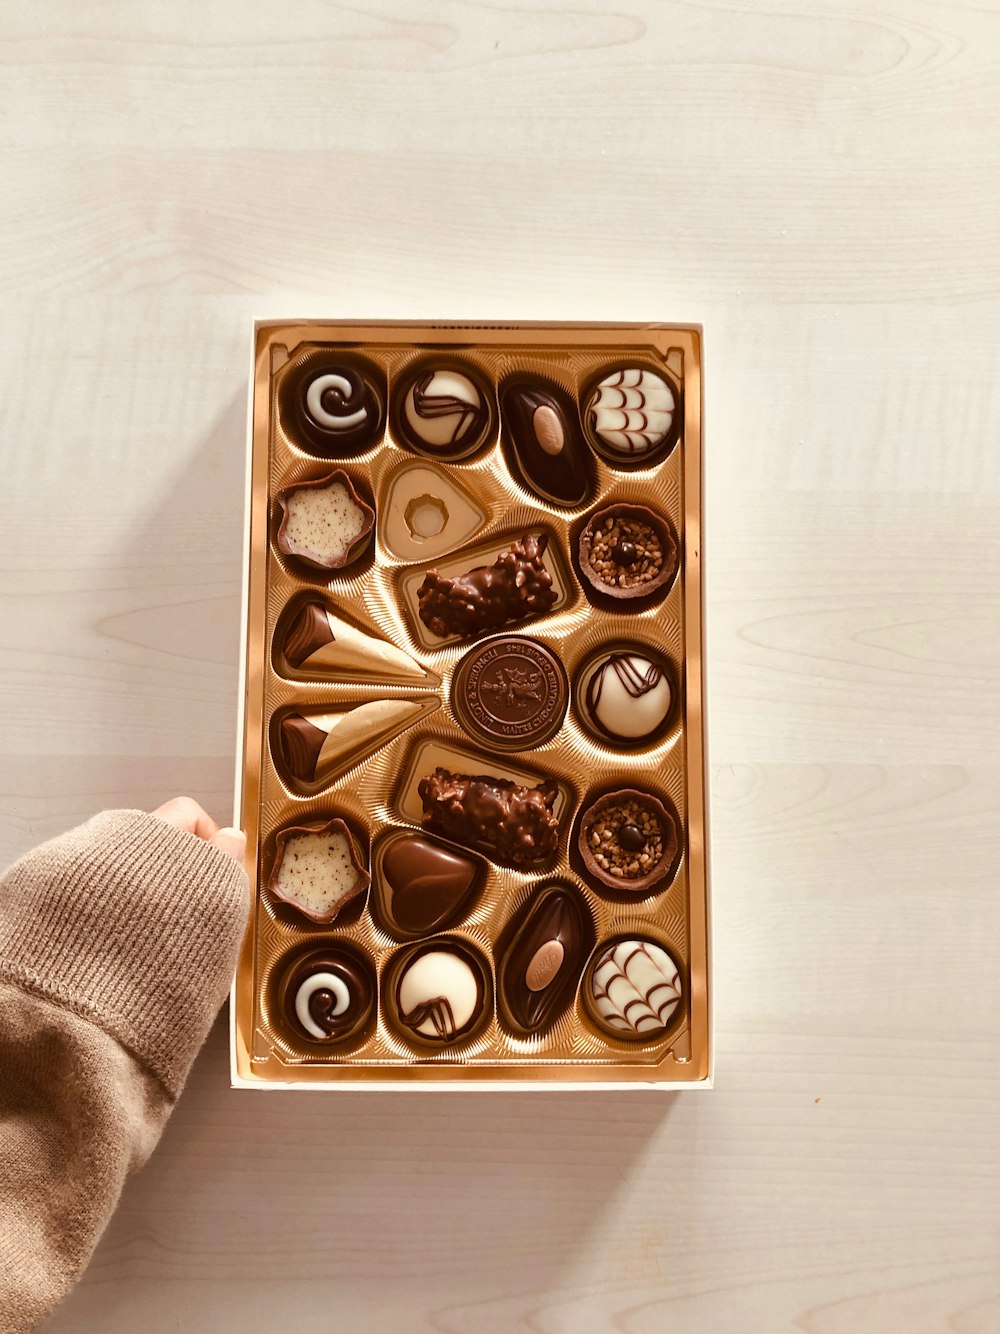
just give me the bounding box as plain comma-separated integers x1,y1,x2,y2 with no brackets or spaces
285,356,384,458
280,948,375,1045
587,938,683,1040
395,363,492,458
583,366,681,466
500,379,593,508
577,647,674,746
393,942,489,1043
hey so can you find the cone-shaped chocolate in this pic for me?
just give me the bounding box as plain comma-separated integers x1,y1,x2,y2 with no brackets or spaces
282,601,429,683
278,697,439,789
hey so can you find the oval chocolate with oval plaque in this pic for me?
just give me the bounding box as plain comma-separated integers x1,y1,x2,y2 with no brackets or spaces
497,883,593,1033
500,380,594,509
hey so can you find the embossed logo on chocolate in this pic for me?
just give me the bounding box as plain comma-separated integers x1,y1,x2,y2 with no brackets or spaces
452,637,568,750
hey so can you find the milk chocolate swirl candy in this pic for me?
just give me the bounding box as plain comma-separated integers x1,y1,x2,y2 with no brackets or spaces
280,948,375,1045
583,368,680,466
378,832,482,936
268,818,370,924
394,943,488,1042
281,601,428,683
396,364,492,459
577,648,673,746
500,380,593,508
288,357,385,458
419,766,560,869
588,939,682,1040
498,884,590,1033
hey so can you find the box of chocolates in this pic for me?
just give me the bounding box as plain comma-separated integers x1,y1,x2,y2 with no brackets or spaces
232,321,709,1088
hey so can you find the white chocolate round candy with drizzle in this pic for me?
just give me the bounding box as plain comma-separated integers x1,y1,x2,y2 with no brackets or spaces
580,651,672,744
401,367,489,455
396,946,486,1041
589,939,682,1039
585,368,677,460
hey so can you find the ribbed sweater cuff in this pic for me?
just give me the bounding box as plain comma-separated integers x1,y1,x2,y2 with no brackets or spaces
0,810,249,1098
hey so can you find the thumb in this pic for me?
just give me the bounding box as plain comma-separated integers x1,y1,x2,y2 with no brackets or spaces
209,826,247,865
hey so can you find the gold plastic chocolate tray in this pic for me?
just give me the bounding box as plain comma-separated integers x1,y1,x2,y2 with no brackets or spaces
233,321,709,1087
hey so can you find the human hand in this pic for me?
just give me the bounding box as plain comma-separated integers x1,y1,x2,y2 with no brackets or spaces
150,796,246,864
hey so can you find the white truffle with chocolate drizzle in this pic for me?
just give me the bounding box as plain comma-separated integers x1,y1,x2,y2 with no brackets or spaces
399,366,490,456
578,650,672,743
585,368,678,461
589,939,682,1039
395,946,485,1041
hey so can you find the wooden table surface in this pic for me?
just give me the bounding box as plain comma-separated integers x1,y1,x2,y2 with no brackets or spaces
2,3,998,1330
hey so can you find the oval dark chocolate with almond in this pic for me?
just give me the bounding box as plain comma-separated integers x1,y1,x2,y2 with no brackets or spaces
500,380,594,509
498,883,592,1033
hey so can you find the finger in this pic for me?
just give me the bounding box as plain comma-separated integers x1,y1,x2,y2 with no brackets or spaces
209,827,247,865
151,796,220,841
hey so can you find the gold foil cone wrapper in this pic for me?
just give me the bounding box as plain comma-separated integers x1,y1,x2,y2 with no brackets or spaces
236,322,708,1086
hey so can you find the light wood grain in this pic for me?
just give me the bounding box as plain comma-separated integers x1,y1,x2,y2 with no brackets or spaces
0,0,997,1330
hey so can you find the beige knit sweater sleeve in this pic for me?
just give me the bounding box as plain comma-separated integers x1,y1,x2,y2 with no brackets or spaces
0,809,250,1334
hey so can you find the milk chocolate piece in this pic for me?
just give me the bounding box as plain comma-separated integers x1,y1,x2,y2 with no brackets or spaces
394,943,488,1042
578,504,679,603
452,636,567,751
583,367,680,466
417,534,558,640
395,364,492,458
268,818,370,924
588,938,683,1040
500,380,593,508
277,698,437,790
379,832,482,936
280,947,375,1045
281,601,428,683
577,789,680,895
577,648,674,746
275,471,375,571
418,766,560,869
287,358,385,458
498,884,590,1033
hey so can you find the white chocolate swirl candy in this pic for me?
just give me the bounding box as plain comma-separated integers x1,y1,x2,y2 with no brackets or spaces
590,939,682,1038
586,369,676,457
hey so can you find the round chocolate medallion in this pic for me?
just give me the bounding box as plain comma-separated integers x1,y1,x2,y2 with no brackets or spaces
452,636,567,750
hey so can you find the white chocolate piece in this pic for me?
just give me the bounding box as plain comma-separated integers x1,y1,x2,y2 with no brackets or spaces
405,371,484,449
587,369,675,456
295,972,350,1039
398,950,480,1039
591,940,682,1037
582,653,671,741
304,610,427,681
306,373,368,430
272,829,363,920
281,481,369,566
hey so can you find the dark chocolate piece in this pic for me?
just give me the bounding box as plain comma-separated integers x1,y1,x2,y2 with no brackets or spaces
283,601,335,669
417,534,558,640
275,470,375,571
500,380,593,508
577,789,680,895
418,766,560,869
280,948,375,1044
268,818,370,924
380,833,482,936
498,884,590,1033
287,358,385,458
394,943,489,1042
395,364,491,458
577,648,674,746
578,504,679,604
452,636,567,750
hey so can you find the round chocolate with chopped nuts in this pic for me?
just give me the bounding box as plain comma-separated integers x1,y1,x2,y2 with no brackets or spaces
578,503,679,604
576,788,681,895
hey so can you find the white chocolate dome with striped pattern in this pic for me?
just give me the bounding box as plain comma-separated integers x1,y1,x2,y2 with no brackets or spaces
585,369,676,458
589,938,682,1038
